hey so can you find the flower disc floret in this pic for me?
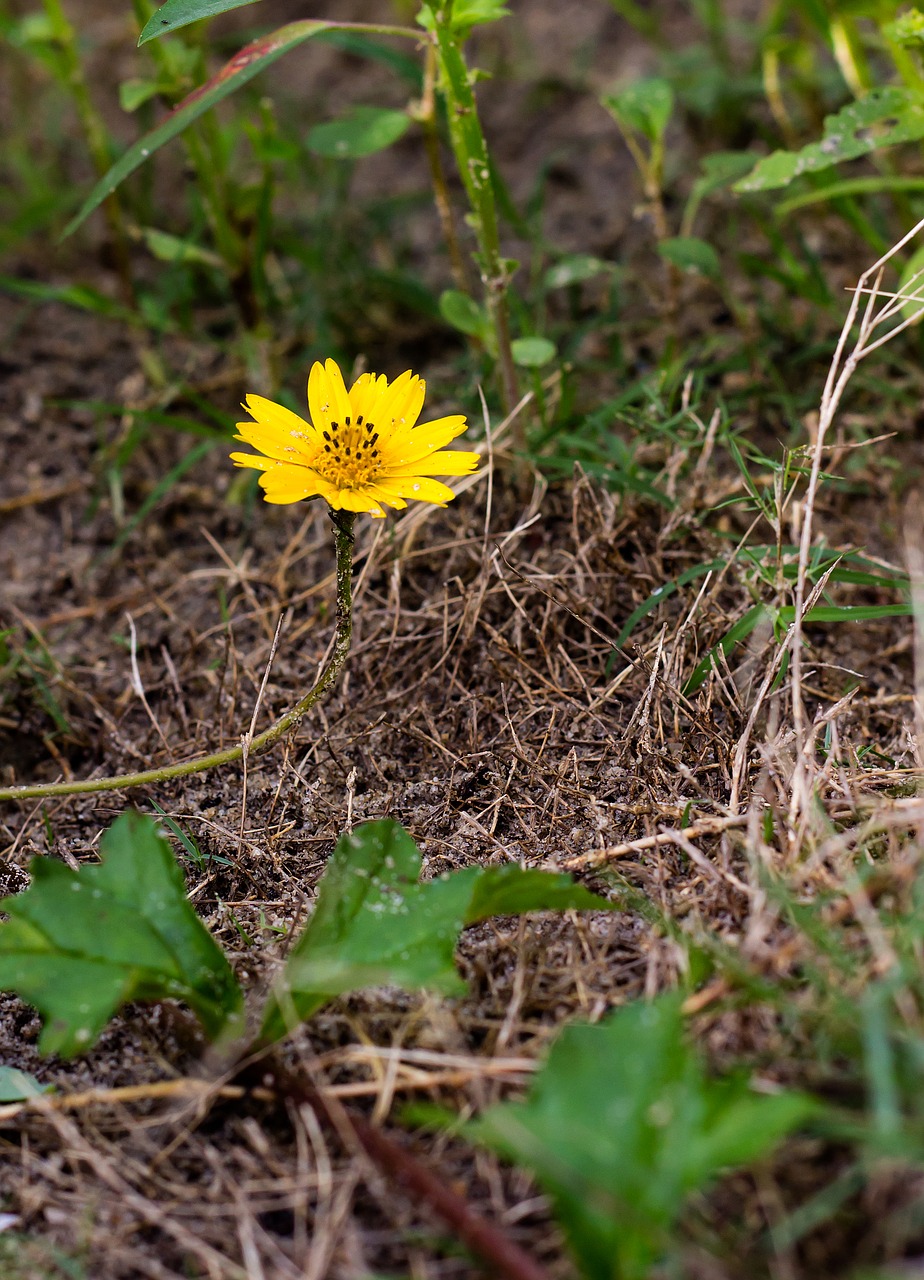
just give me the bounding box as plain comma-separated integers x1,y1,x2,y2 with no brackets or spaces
229,359,479,518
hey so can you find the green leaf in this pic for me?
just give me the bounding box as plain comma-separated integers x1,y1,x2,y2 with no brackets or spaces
465,865,610,924
139,226,224,268
439,288,489,340
138,0,262,45
63,21,334,238
418,0,510,36
736,87,924,194
683,603,771,695
0,812,244,1056
657,236,720,280
0,1067,49,1102
307,106,410,159
119,77,166,112
602,77,674,143
511,336,557,368
259,820,613,1044
543,254,614,289
473,995,815,1280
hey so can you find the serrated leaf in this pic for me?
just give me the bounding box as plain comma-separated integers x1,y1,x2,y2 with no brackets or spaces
64,21,333,239
259,820,613,1044
602,77,673,143
735,87,924,194
473,995,816,1280
307,106,410,159
439,288,489,339
658,236,720,279
511,336,557,368
0,812,244,1057
138,0,262,45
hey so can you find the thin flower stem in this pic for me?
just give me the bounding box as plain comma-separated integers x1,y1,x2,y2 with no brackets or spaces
0,512,356,803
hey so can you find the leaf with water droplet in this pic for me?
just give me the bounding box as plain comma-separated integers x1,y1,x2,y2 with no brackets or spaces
259,819,615,1045
0,812,244,1056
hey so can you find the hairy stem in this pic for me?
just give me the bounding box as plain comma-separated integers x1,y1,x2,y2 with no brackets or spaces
0,512,356,802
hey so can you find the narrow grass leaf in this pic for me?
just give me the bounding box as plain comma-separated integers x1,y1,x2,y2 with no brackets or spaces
0,812,244,1056
138,0,262,45
683,603,771,695
64,21,334,238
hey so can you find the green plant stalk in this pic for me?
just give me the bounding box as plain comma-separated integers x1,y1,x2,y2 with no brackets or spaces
131,0,246,284
41,0,135,304
427,14,521,437
416,42,470,294
0,512,356,802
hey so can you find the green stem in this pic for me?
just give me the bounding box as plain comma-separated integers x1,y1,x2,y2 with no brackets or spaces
0,512,356,802
427,14,521,437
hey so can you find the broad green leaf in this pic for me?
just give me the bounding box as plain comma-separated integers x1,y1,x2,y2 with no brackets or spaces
418,0,510,36
138,0,262,45
465,865,609,923
602,77,673,143
511,336,557,368
119,77,167,112
439,288,489,340
259,820,613,1044
736,88,924,193
0,1067,49,1102
473,995,815,1280
657,236,720,280
63,21,334,238
0,812,244,1056
307,106,410,159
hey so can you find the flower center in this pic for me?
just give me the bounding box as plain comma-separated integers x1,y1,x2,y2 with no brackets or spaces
314,413,382,489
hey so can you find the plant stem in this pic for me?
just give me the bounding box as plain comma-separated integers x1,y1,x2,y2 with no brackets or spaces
427,15,521,438
0,512,356,802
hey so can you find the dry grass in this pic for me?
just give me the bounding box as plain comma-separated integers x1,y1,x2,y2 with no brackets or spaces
1,252,923,1276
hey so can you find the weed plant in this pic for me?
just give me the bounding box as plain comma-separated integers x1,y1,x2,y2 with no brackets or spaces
5,1,924,1278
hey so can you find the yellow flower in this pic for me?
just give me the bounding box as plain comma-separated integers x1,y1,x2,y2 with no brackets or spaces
230,358,479,519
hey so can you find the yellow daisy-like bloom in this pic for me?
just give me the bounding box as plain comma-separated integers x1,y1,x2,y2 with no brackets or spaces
229,358,479,519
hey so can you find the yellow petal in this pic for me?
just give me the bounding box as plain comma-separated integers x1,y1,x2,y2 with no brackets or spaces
258,462,334,504
377,476,457,505
377,371,425,433
308,359,353,435
244,395,318,446
234,421,316,464
380,416,470,465
329,487,383,514
230,450,275,472
348,371,389,426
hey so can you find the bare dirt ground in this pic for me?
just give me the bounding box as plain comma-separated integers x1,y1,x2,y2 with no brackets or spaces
1,3,922,1278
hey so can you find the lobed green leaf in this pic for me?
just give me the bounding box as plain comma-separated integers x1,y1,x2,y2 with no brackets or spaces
0,812,244,1056
473,995,816,1280
138,0,262,46
259,820,614,1045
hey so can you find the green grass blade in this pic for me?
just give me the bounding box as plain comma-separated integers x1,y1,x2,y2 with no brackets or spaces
63,21,335,239
138,0,262,45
